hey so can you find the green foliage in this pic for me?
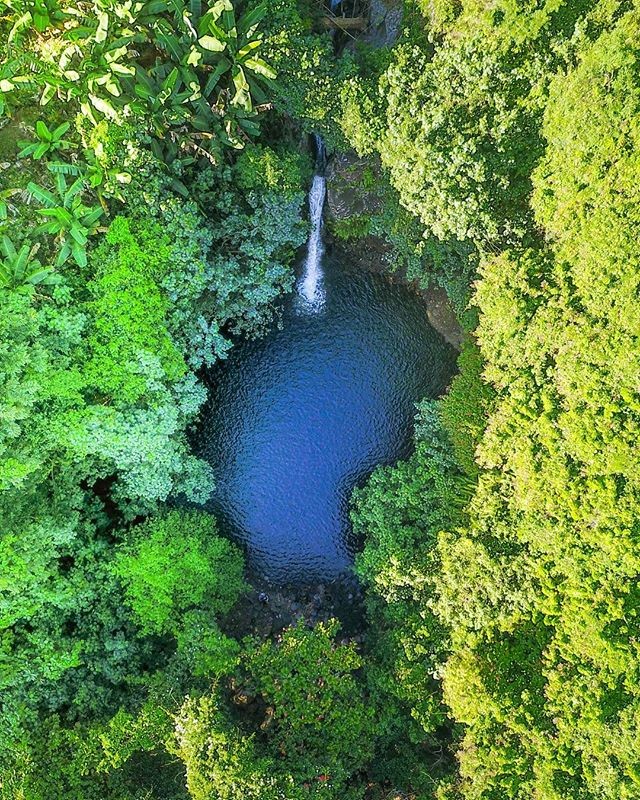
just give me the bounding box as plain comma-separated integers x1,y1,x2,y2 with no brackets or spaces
352,401,469,794
3,701,183,800
192,0,276,111
0,285,86,492
173,621,375,800
0,234,59,288
246,620,375,788
85,216,185,405
1,0,276,161
532,6,640,334
259,0,356,146
431,8,640,799
113,510,246,636
417,0,463,35
172,690,279,800
6,0,640,796
18,119,72,160
338,48,390,157
28,173,103,268
0,476,167,775
196,153,307,336
233,142,312,194
439,341,494,477
335,0,620,249
2,0,73,36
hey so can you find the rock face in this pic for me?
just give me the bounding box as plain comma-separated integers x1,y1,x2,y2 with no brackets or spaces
325,151,465,350
339,0,402,50
326,151,385,222
361,0,403,47
325,151,394,272
422,285,465,350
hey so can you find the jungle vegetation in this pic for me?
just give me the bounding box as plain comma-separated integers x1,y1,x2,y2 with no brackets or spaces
1,0,639,798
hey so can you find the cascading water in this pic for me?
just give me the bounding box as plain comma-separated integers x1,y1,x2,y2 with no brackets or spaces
298,136,327,309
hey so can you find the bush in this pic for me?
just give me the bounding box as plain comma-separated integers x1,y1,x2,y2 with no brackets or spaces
173,620,375,800
86,217,185,406
439,341,495,477
352,402,468,794
432,9,640,798
113,510,246,636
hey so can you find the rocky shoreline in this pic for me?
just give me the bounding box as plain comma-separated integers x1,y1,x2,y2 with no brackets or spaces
325,151,465,350
222,571,367,643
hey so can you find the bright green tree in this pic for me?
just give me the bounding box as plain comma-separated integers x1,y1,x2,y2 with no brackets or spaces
113,509,246,636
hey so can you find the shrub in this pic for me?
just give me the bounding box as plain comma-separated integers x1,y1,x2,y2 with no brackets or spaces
113,510,246,636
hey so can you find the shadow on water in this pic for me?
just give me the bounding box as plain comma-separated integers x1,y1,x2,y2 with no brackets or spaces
192,251,457,588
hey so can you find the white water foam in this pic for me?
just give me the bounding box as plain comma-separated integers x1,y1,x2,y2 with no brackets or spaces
299,173,327,308
297,135,327,312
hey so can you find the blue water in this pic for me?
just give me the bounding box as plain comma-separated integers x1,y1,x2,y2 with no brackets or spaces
194,255,456,583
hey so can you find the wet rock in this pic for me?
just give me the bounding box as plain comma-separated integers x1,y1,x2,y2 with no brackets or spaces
232,689,253,706
326,152,385,224
423,285,465,350
342,0,403,51
362,0,403,47
221,572,368,645
326,149,465,351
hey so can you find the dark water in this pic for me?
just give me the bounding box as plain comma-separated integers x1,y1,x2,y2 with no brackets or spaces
194,255,456,584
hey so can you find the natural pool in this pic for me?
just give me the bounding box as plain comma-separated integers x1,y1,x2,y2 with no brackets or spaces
194,253,456,584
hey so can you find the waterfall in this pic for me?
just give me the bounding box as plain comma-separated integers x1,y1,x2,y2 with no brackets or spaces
298,136,327,310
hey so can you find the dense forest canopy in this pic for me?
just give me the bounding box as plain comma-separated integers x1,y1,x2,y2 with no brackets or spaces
1,0,640,798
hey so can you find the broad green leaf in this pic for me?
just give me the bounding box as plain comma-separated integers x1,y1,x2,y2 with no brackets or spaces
27,267,58,285
34,143,49,160
31,124,50,147
237,115,260,136
52,122,71,140
203,56,231,97
142,0,169,15
88,94,118,120
47,162,82,176
244,57,276,80
82,207,104,227
237,40,261,60
104,79,121,97
8,12,32,44
35,220,60,235
231,65,251,111
187,46,202,66
33,10,49,32
198,35,225,52
40,83,57,106
27,182,57,207
70,240,87,268
69,225,88,245
14,246,29,278
238,2,267,36
156,29,185,62
1,236,17,260
18,142,38,158
95,11,109,44
56,243,71,266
